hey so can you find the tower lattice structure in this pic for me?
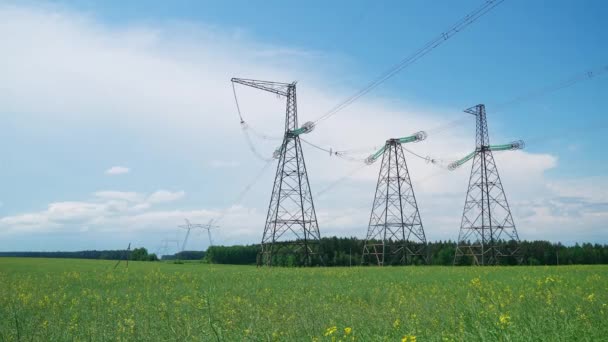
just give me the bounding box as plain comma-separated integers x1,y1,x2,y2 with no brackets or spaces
231,78,321,266
362,138,427,266
453,104,522,265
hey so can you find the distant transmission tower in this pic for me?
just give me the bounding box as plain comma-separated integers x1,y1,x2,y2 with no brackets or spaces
157,238,180,258
178,219,195,252
200,219,219,247
114,242,131,269
231,78,321,266
179,219,219,251
362,132,428,266
450,104,524,265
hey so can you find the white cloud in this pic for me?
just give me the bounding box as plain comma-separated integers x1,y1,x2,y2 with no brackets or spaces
0,3,605,249
105,166,130,175
147,190,185,204
1,189,188,234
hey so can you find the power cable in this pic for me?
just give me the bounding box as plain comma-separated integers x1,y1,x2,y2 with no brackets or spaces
300,138,366,163
315,163,369,198
492,64,608,112
232,82,280,161
312,0,505,126
214,159,274,226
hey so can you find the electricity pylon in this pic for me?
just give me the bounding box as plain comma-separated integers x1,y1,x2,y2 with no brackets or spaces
231,78,321,266
200,219,219,247
114,242,131,269
157,238,180,258
362,132,428,266
178,219,195,252
449,104,524,265
179,219,219,251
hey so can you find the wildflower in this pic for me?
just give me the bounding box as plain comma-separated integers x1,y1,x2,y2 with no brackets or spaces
585,293,595,303
402,335,416,342
324,326,337,336
393,318,400,329
344,327,352,335
470,277,482,288
498,313,510,328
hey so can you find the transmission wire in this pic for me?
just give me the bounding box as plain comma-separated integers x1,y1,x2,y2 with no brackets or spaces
492,64,608,112
315,163,369,198
312,0,505,126
232,82,278,162
300,138,365,163
213,159,274,226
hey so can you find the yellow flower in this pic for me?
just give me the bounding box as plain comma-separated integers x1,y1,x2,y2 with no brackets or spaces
586,293,595,302
344,327,352,335
402,336,416,342
393,318,400,329
324,326,337,336
470,277,481,288
498,313,510,328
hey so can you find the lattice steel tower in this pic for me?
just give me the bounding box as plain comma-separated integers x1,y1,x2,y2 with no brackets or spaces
362,133,428,266
231,78,321,266
450,104,524,265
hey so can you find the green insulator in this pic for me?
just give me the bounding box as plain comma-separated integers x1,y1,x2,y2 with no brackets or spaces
448,151,476,171
289,121,315,136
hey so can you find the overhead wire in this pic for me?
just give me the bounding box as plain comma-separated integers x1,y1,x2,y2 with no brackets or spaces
300,138,366,163
312,0,505,126
231,82,280,162
315,163,369,198
200,159,273,246
492,64,608,112
213,159,274,226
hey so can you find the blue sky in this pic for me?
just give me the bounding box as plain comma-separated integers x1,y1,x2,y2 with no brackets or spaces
1,0,607,253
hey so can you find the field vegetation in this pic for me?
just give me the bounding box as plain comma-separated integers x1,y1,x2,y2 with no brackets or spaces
0,258,606,341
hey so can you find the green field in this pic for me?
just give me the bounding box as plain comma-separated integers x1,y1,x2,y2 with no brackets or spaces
1,258,606,341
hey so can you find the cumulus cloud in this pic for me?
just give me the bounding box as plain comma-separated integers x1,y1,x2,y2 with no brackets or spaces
0,3,605,250
1,189,187,233
147,190,185,204
105,166,130,175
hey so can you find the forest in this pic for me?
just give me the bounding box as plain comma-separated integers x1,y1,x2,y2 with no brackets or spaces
0,247,158,261
203,237,608,266
3,238,608,266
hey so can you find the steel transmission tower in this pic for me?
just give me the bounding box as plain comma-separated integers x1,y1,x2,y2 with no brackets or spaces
231,78,321,266
362,133,428,266
450,104,524,265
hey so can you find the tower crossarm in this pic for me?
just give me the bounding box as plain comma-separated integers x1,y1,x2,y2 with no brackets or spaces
449,141,524,170
231,78,292,97
365,131,426,165
488,140,525,152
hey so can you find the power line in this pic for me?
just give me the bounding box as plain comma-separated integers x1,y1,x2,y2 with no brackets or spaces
232,82,281,161
315,163,369,198
312,0,505,125
214,159,274,226
300,138,366,163
492,64,608,112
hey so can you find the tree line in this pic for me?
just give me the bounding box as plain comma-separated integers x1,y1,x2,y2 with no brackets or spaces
3,238,607,266
0,247,158,261
203,237,608,266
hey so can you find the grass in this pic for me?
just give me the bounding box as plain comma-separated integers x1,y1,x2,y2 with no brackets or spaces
0,258,606,341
